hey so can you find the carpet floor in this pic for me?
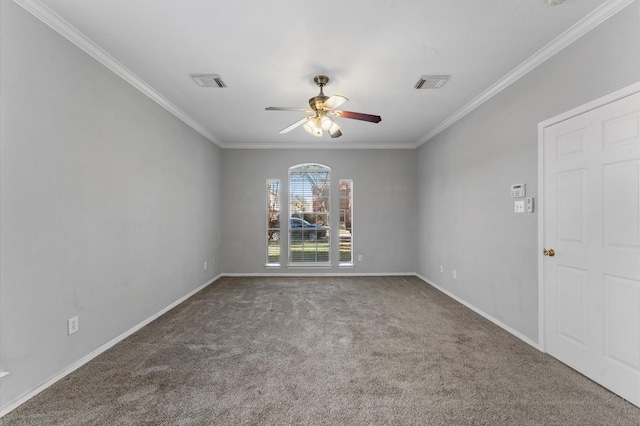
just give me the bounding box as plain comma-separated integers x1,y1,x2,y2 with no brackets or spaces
3,276,639,425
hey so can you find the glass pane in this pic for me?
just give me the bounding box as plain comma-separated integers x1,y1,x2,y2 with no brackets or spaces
267,239,280,263
339,180,352,264
289,164,330,264
289,239,330,262
267,180,280,265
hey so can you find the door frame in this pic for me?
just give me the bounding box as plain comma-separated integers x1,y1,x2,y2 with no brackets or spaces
537,82,640,352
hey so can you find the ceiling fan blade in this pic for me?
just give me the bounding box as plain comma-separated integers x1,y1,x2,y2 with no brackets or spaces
332,110,381,123
323,95,348,111
279,116,310,134
266,107,311,112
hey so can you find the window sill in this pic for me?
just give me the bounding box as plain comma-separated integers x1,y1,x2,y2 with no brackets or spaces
339,263,354,268
264,264,281,269
287,263,333,269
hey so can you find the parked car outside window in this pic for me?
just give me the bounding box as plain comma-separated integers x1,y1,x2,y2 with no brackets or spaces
290,217,327,240
269,217,328,241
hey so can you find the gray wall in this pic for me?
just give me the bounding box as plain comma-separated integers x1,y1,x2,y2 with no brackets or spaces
2,0,638,415
415,2,640,342
220,149,417,275
0,1,222,408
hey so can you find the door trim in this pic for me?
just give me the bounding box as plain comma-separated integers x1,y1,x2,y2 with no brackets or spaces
537,82,640,352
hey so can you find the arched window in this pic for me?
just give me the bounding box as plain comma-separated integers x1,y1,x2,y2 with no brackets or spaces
288,164,331,265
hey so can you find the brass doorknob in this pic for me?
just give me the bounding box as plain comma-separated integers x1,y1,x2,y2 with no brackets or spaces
543,248,556,257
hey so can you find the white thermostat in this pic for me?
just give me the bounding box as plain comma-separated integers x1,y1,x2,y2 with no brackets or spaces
511,184,526,198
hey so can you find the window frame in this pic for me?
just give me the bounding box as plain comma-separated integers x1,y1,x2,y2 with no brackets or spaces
288,163,331,267
339,179,353,267
266,179,281,267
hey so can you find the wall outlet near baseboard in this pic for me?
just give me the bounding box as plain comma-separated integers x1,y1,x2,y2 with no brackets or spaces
358,255,363,261
204,261,208,270
439,265,444,273
452,270,457,279
68,316,79,335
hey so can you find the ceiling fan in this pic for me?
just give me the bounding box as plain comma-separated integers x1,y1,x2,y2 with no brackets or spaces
265,75,381,138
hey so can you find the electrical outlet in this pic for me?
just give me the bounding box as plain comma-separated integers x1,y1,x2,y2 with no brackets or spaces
452,270,457,279
68,316,79,335
439,265,444,273
358,255,363,261
204,261,208,270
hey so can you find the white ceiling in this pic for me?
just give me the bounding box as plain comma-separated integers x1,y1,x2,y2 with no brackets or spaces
18,0,622,148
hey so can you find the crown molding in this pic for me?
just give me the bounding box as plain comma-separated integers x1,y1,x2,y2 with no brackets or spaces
221,142,417,150
13,0,223,148
14,0,634,151
414,0,637,148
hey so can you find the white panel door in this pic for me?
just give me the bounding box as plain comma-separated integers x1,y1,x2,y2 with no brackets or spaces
544,92,640,406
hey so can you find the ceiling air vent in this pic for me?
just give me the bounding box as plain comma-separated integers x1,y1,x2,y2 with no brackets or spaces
415,75,449,90
190,74,227,88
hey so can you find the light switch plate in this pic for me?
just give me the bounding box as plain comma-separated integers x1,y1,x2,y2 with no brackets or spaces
514,200,525,213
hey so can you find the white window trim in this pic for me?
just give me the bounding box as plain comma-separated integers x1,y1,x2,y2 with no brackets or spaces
287,263,333,269
287,164,331,267
339,179,354,267
265,263,280,270
265,179,281,267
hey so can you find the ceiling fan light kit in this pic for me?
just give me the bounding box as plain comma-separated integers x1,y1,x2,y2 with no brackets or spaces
265,75,381,139
320,114,333,131
303,117,322,137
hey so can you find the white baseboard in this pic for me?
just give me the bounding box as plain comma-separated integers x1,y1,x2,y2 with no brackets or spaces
222,272,417,277
415,274,542,351
2,272,540,416
0,274,221,417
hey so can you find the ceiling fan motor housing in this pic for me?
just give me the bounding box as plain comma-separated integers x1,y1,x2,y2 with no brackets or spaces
309,75,330,111
309,95,328,112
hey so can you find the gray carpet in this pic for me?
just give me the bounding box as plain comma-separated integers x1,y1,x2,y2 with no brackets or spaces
3,276,639,425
